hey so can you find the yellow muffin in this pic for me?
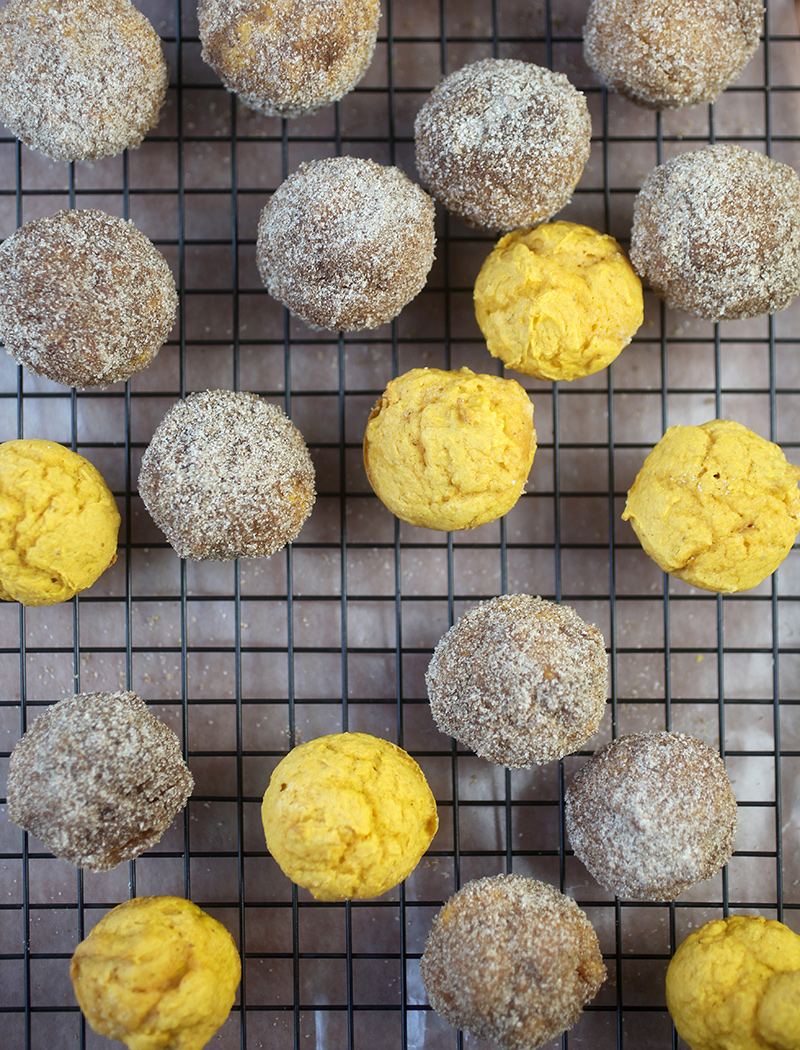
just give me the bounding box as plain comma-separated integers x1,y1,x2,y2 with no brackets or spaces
474,221,643,381
70,895,241,1050
0,438,120,605
262,732,439,901
363,366,536,531
622,420,800,593
666,914,800,1050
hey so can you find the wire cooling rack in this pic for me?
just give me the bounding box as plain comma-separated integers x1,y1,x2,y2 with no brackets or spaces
2,0,800,1047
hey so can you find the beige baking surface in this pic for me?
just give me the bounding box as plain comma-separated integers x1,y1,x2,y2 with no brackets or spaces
1,1,800,1048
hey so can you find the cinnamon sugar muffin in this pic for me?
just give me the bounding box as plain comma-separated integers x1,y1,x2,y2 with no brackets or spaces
565,731,738,900
0,209,178,389
0,0,168,162
138,389,315,561
630,145,800,320
584,0,764,110
414,58,591,231
7,691,193,872
198,0,380,118
426,594,608,767
257,156,436,331
420,874,606,1050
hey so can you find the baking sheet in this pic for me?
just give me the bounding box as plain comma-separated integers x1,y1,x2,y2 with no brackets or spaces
1,0,800,1047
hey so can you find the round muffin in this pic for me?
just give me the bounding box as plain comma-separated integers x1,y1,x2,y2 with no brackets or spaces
583,0,764,110
256,156,436,332
414,58,591,231
0,209,178,389
71,896,241,1050
565,731,738,901
261,732,438,900
0,439,120,606
622,419,800,593
7,691,193,872
420,875,606,1050
666,915,800,1050
426,594,608,767
0,0,167,162
198,0,380,118
138,389,315,561
630,145,800,321
474,222,643,381
363,367,536,532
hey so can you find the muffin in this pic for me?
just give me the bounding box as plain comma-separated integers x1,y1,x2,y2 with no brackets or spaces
0,439,120,606
363,367,536,531
261,732,438,900
138,389,315,561
0,0,167,162
666,915,800,1050
630,145,800,320
7,691,193,871
198,0,380,118
414,58,591,230
426,594,608,767
0,209,178,389
622,419,800,593
420,874,606,1050
256,156,436,331
474,222,643,381
584,0,764,110
565,731,738,900
71,896,241,1050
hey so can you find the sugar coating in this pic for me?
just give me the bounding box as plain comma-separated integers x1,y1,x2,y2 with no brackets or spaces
256,156,436,332
0,439,120,606
71,895,241,1050
414,58,591,231
0,0,167,162
666,915,800,1050
138,389,315,561
426,594,608,767
261,732,439,900
565,731,738,901
630,144,800,321
584,0,763,110
622,419,800,593
7,692,193,872
474,222,643,382
198,0,380,118
420,874,606,1050
363,367,536,532
0,209,178,389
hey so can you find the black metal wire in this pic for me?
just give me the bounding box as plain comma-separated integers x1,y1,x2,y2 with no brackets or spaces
2,1,800,1048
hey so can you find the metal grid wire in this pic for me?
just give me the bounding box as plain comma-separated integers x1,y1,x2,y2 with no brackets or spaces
2,0,800,1047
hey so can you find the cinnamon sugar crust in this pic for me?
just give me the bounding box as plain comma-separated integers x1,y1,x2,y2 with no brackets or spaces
138,389,316,561
414,58,591,231
630,144,800,320
7,691,193,872
0,0,168,162
0,209,178,390
584,0,764,110
198,0,380,118
565,731,738,900
257,156,436,332
426,594,608,767
420,874,606,1050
